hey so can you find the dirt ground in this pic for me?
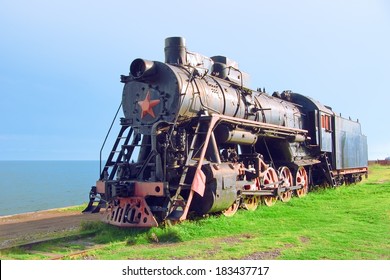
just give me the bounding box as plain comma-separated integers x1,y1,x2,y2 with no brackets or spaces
0,209,102,249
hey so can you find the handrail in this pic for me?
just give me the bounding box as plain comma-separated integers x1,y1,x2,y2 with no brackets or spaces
100,102,122,176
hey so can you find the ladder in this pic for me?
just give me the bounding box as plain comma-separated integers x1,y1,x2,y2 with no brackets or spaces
100,125,135,181
323,153,337,187
83,124,136,214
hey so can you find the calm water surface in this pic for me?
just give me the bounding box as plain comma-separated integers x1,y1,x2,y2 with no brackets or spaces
0,161,100,216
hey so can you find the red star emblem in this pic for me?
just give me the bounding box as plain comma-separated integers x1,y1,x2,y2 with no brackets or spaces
137,91,161,119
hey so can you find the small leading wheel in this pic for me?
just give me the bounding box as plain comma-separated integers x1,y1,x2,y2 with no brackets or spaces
262,167,279,207
278,166,293,203
242,195,260,211
295,166,308,198
223,199,240,217
164,219,180,227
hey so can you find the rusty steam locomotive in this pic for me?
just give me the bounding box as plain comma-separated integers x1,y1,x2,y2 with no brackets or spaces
83,37,368,227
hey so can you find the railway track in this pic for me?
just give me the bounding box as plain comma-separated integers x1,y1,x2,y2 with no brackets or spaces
0,232,101,259
0,210,103,259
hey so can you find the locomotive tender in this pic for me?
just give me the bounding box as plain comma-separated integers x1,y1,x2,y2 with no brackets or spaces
84,37,368,227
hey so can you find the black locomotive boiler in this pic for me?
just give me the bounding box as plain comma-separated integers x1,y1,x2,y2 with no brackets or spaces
83,37,368,227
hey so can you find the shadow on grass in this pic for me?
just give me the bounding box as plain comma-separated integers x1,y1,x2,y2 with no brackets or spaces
80,220,183,246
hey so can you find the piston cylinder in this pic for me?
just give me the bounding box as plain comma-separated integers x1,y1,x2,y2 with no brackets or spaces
190,163,239,215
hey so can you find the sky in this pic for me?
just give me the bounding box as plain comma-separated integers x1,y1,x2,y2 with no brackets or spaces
0,0,389,160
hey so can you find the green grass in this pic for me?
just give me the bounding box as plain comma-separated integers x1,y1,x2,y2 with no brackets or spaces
2,164,389,260
55,203,89,213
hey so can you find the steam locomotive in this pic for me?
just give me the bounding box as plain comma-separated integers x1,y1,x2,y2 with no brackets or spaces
83,37,368,227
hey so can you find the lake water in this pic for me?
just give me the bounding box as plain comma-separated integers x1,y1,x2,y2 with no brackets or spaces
0,161,101,216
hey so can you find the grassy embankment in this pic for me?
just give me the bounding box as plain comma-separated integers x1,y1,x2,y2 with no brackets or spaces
2,164,390,260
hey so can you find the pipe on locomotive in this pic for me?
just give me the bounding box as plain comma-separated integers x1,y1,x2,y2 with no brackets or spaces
164,36,187,65
215,125,258,145
130,37,188,79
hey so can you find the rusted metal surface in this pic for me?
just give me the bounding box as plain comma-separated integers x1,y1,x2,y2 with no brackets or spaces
222,199,240,217
103,197,158,227
96,180,105,194
242,195,260,211
261,167,279,207
278,166,293,203
332,167,368,176
133,182,165,197
295,167,308,198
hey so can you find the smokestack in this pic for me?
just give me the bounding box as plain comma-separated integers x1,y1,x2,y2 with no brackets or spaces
164,37,187,65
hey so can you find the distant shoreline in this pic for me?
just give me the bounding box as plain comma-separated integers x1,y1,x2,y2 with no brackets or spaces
0,204,85,221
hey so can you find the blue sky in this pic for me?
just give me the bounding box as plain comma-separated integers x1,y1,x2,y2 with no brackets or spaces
0,0,389,160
